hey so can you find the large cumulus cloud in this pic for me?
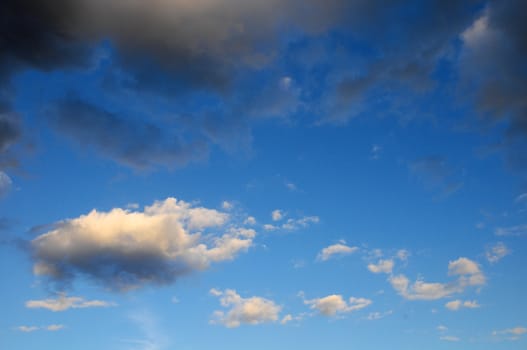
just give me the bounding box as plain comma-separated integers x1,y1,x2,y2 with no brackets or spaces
31,197,256,291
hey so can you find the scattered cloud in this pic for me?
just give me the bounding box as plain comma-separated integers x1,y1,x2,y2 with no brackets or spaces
396,249,410,262
244,216,256,225
302,294,371,317
285,182,298,192
437,325,448,332
221,201,234,210
445,299,480,311
440,335,460,342
264,215,319,232
271,210,284,221
209,289,281,328
492,327,527,341
31,198,255,291
366,310,392,320
389,257,485,300
495,225,527,237
25,294,114,312
368,259,394,274
15,324,65,332
317,243,358,261
486,242,510,263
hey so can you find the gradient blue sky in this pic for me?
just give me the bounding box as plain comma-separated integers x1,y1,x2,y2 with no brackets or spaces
1,0,527,349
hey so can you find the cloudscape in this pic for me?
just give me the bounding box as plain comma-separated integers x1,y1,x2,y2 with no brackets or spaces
1,0,526,349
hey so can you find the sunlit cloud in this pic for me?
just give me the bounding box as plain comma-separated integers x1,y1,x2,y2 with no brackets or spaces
317,242,358,261
26,293,114,312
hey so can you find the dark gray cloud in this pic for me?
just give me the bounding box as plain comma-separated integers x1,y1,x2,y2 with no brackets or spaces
47,98,210,169
409,155,464,197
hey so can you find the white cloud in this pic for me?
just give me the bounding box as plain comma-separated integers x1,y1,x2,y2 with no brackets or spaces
367,259,394,274
46,324,65,331
244,216,256,225
16,326,39,333
495,225,527,237
396,249,410,261
281,216,319,230
209,289,282,328
303,294,371,317
263,224,278,231
486,242,510,263
440,335,460,342
445,299,480,311
221,201,234,210
15,324,65,332
271,210,284,221
437,325,448,332
389,257,485,300
366,310,392,320
317,243,358,261
31,198,255,290
26,294,114,312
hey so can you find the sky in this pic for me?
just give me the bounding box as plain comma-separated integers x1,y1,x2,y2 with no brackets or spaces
1,0,527,349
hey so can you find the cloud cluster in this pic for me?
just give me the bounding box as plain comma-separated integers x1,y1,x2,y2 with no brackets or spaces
317,243,358,261
389,257,485,300
25,293,114,312
31,198,255,291
209,288,282,328
303,294,371,317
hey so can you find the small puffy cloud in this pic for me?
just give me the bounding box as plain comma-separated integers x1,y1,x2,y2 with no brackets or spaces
495,225,527,237
367,259,394,274
303,294,371,317
271,210,284,221
25,294,114,312
440,336,460,342
445,300,480,311
486,242,510,263
317,243,358,261
263,224,278,231
244,216,256,225
209,289,281,328
221,201,234,210
389,257,485,300
31,198,255,291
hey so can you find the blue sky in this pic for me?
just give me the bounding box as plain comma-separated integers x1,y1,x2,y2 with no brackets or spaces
1,0,527,349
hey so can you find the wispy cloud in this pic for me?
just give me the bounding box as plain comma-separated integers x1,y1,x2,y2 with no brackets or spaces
25,293,114,312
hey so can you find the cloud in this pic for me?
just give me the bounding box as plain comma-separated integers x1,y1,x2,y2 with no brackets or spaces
31,197,255,291
16,326,39,333
271,210,284,221
15,324,65,333
486,242,510,263
389,257,485,300
244,216,256,225
367,259,394,274
47,99,209,169
437,325,448,332
495,224,527,237
264,215,319,232
409,156,463,197
317,243,358,261
209,289,281,328
459,0,527,172
440,335,460,342
493,326,527,341
26,293,114,312
0,171,12,197
366,310,392,320
303,294,371,317
445,299,480,311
